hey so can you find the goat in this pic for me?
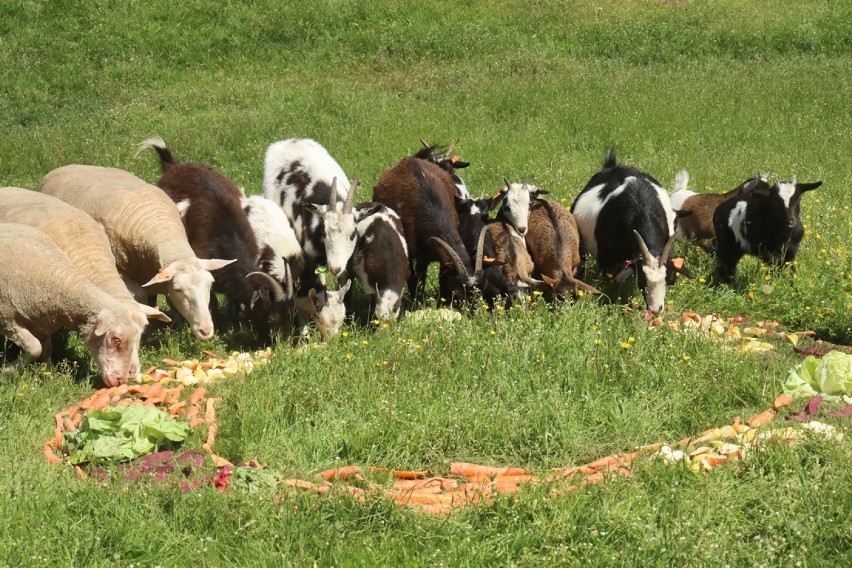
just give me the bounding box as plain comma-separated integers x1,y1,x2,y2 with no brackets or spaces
416,139,471,199
372,157,484,304
671,171,772,253
41,165,235,341
525,198,601,298
713,176,822,282
262,138,351,286
571,148,689,314
139,137,294,341
486,221,540,297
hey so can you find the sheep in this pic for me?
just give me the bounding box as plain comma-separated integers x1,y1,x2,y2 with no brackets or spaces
670,171,772,253
262,137,352,287
40,165,235,341
0,222,147,387
713,176,822,282
139,137,294,341
525,198,601,298
0,187,171,378
372,156,484,304
571,148,689,314
415,139,471,199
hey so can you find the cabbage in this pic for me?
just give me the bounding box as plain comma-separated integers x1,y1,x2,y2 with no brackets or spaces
785,351,852,401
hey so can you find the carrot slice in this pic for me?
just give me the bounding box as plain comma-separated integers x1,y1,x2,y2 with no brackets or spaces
189,387,207,406
450,462,527,478
746,408,776,428
368,466,428,479
772,393,794,411
315,466,364,481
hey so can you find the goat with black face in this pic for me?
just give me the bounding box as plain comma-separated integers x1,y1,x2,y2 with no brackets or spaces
713,176,821,282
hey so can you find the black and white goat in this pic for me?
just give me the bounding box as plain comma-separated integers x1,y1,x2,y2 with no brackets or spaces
713,176,822,282
372,157,485,304
262,138,352,285
240,193,348,340
416,139,471,199
139,138,294,340
671,171,772,253
571,148,689,314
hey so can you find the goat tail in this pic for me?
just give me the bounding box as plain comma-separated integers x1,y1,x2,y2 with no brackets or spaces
673,169,689,193
603,147,618,169
135,135,177,170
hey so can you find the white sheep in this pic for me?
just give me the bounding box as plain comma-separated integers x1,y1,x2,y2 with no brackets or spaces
0,187,171,377
41,165,235,341
0,223,147,386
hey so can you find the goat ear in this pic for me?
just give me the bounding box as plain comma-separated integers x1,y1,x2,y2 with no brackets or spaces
482,256,505,267
668,258,696,279
452,159,470,169
531,187,549,199
575,279,601,295
303,203,327,216
797,181,822,192
136,303,172,323
541,274,558,288
338,280,352,295
614,265,634,283
250,288,270,311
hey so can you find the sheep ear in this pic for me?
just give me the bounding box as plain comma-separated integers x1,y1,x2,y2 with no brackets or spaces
200,258,237,272
137,303,172,323
142,269,173,287
93,309,115,337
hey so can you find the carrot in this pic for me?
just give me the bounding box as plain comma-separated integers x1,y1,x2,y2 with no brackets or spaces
492,481,522,494
142,366,156,376
746,408,776,428
494,474,539,485
161,358,181,367
772,393,794,411
144,382,164,399
43,439,63,464
584,455,622,470
189,387,207,406
315,466,364,481
392,477,458,491
580,472,606,486
281,478,321,491
168,401,187,416
450,462,527,478
62,417,76,432
390,490,454,506
368,466,428,479
116,398,135,407
186,405,201,422
202,350,223,359
202,397,220,453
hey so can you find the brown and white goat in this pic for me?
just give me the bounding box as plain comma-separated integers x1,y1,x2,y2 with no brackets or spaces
486,221,539,297
670,171,772,253
525,199,600,298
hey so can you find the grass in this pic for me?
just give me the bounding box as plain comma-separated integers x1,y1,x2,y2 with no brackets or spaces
1,0,851,565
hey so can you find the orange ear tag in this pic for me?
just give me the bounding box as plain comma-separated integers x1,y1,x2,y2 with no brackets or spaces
671,257,685,269
157,268,171,279
451,155,461,163
483,256,496,263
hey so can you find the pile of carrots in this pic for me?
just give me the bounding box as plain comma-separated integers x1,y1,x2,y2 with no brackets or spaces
266,393,801,515
43,381,227,468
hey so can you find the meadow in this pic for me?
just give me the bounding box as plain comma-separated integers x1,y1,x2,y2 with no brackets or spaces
1,1,851,565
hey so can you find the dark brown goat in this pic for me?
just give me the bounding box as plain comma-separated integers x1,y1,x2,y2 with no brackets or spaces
139,137,293,341
372,157,483,304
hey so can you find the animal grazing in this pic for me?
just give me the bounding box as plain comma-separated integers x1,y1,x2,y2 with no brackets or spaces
41,164,235,341
262,138,351,283
139,137,295,341
416,139,471,199
571,148,690,314
241,194,306,287
0,187,171,377
0,223,146,387
373,156,484,304
670,171,772,253
304,178,361,280
525,198,601,298
713,176,822,282
293,280,351,340
486,221,539,297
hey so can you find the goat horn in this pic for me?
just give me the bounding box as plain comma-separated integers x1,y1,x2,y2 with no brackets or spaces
633,230,654,265
420,138,431,149
344,180,359,214
283,261,294,300
660,233,676,264
503,177,512,190
247,271,286,303
445,139,458,157
329,177,338,208
474,225,488,277
429,237,469,279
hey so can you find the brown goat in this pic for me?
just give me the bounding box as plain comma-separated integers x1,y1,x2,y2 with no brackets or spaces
671,171,771,253
486,221,538,293
525,199,600,298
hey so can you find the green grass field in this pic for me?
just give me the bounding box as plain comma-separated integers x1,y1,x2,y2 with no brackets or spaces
1,1,851,565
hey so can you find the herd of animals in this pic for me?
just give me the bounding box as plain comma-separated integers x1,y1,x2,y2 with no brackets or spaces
0,137,822,387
